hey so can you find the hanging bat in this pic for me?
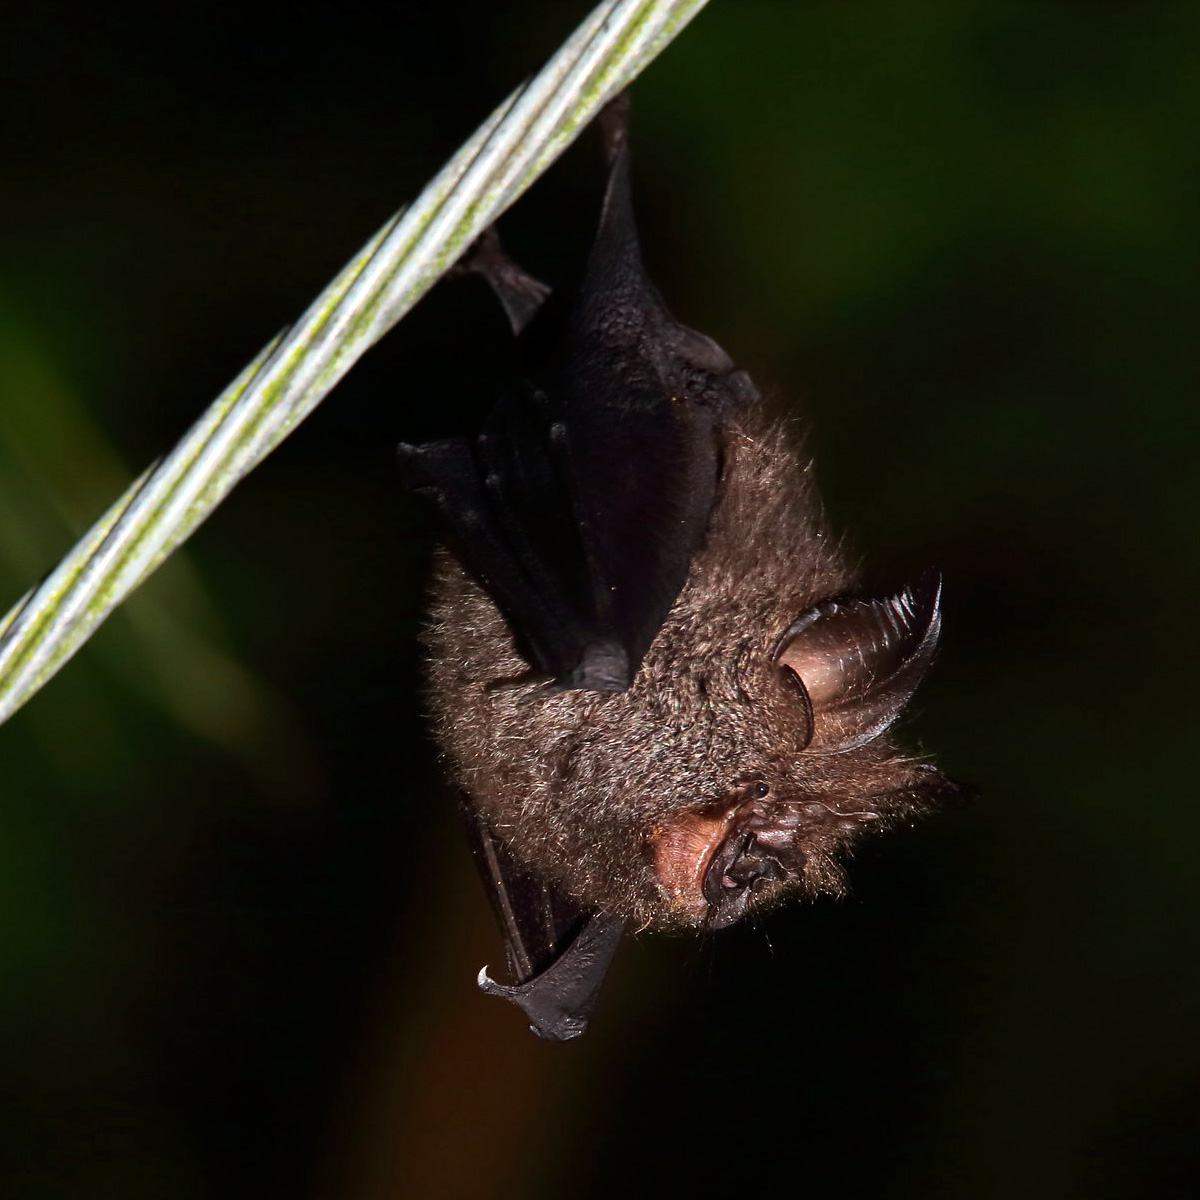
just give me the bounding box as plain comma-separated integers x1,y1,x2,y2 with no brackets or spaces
397,98,965,1041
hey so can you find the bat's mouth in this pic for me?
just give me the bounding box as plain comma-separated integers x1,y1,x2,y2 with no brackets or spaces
652,805,806,928
700,825,805,929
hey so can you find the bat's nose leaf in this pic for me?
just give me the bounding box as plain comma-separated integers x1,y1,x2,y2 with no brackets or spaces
729,846,787,889
703,831,805,929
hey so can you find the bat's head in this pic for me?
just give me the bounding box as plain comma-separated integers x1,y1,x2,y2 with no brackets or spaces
425,418,968,934
649,574,964,928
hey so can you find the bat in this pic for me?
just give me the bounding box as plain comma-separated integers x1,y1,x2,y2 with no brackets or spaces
398,97,966,1041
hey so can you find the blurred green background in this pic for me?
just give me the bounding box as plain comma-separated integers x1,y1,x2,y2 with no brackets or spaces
2,2,1197,1197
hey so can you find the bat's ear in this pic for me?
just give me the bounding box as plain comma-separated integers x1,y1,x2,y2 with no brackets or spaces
774,572,942,754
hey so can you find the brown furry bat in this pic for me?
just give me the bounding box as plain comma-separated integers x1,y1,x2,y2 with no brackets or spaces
398,100,962,1040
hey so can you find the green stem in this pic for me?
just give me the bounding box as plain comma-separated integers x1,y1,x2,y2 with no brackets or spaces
0,0,709,726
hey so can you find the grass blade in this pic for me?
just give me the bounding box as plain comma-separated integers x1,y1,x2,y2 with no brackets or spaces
0,0,709,726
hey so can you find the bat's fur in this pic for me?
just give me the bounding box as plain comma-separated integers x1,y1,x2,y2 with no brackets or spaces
424,405,938,931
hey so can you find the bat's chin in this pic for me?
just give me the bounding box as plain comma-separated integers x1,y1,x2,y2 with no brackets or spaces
652,805,806,929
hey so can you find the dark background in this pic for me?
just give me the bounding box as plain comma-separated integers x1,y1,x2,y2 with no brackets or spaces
1,2,1197,1197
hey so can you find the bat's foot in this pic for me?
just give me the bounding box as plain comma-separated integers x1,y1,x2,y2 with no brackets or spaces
450,227,550,334
598,90,631,165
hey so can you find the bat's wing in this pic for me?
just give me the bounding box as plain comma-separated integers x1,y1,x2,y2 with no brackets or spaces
398,100,759,693
461,800,626,1041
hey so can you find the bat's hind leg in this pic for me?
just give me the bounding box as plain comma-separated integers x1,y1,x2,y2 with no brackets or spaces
598,90,631,164
452,93,630,333
453,227,550,334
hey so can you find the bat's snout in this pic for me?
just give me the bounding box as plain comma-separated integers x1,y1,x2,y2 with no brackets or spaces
653,800,808,928
702,827,806,929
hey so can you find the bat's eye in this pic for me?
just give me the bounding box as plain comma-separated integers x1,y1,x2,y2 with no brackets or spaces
753,783,770,799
